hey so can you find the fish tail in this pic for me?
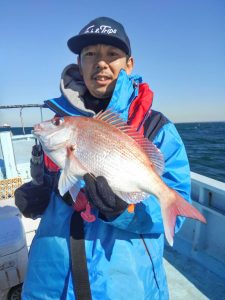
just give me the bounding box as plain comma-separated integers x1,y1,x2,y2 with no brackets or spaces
161,190,206,246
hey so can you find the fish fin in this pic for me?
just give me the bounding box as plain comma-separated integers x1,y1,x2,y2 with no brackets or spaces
162,190,207,246
58,147,88,196
116,191,150,204
94,110,104,119
94,109,164,176
58,169,79,196
69,183,81,202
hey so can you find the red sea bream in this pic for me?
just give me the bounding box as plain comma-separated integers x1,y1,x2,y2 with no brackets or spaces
33,110,206,246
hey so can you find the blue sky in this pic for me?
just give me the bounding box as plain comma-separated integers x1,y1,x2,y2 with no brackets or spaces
1,0,225,126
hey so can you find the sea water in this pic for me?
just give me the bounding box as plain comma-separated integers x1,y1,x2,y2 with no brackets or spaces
1,122,225,183
175,121,225,183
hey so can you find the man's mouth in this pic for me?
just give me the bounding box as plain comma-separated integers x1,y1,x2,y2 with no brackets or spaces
95,76,110,81
93,74,112,83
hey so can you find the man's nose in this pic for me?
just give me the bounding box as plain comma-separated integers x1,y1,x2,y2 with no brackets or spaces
95,57,108,69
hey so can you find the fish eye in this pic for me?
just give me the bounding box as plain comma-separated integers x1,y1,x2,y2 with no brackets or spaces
52,117,64,126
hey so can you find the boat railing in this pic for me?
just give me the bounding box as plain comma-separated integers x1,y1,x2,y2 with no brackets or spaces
0,104,44,135
191,171,225,212
1,128,225,279
0,131,35,181
174,172,225,278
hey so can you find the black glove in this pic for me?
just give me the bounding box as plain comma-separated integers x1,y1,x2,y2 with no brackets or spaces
83,174,128,218
15,181,51,218
30,144,44,185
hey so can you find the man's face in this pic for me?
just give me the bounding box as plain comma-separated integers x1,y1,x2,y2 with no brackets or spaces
78,44,134,99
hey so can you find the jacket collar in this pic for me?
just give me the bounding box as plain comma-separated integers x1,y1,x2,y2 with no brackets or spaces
44,65,153,125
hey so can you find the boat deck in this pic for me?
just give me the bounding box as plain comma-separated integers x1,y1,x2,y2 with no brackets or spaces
1,202,225,300
164,246,225,300
1,131,225,299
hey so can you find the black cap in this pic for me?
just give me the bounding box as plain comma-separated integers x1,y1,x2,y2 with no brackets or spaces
67,17,131,56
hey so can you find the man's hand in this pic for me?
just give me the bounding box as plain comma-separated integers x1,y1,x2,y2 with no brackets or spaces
83,174,128,218
15,181,51,218
30,144,44,185
15,143,53,219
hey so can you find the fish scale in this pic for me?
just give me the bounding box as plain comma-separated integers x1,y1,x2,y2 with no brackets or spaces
75,119,150,184
33,110,206,246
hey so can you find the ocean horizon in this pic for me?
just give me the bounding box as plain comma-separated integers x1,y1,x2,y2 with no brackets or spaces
0,121,224,184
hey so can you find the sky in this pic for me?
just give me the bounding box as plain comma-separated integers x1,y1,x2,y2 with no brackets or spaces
0,0,225,126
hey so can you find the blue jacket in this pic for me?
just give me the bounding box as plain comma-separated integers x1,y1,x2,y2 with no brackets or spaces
22,70,191,300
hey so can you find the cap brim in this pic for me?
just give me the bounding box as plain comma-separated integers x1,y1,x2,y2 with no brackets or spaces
67,34,130,56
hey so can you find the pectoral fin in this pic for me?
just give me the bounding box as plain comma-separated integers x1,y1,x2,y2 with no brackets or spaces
58,146,88,196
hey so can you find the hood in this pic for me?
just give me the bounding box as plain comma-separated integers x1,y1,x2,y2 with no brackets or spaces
45,64,144,119
59,64,94,115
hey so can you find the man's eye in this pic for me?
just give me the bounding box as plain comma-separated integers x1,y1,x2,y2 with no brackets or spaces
85,52,95,56
109,52,119,57
52,117,64,126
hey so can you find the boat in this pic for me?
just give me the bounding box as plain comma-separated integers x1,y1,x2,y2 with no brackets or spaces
0,106,225,299
1,124,11,128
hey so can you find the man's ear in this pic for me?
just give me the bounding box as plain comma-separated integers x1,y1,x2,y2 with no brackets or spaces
125,57,134,75
77,56,83,76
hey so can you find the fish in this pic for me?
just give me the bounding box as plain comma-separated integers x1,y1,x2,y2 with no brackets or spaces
33,110,206,246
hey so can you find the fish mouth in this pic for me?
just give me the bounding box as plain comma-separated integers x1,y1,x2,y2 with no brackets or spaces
31,129,59,151
32,126,73,152
32,129,40,136
32,124,44,137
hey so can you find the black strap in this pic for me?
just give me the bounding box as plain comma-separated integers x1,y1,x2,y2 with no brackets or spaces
144,110,169,141
70,211,92,300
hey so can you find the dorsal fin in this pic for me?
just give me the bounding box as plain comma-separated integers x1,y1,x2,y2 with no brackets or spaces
94,110,164,175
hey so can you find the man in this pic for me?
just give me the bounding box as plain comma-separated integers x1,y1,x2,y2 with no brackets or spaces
15,17,191,300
